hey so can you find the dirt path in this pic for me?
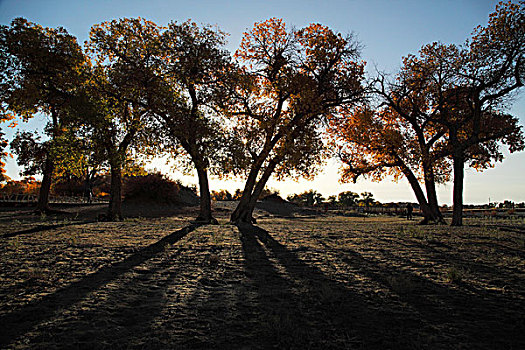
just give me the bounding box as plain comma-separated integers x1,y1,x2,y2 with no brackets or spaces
0,209,524,349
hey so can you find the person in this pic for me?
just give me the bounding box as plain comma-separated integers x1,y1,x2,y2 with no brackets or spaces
406,203,413,220
84,180,93,204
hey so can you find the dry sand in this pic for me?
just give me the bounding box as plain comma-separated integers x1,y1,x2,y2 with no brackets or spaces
0,203,524,349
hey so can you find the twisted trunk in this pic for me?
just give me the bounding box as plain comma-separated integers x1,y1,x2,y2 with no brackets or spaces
423,166,445,224
231,159,278,224
230,164,264,224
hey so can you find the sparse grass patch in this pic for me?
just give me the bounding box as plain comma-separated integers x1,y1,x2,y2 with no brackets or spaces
316,283,344,307
445,266,465,284
25,267,53,284
503,255,522,268
517,236,525,249
8,236,21,251
387,274,417,295
398,225,432,240
263,311,310,348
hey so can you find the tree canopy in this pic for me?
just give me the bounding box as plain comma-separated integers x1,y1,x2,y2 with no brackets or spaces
226,18,366,223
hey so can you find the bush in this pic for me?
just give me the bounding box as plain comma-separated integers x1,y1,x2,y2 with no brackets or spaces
52,178,85,196
0,177,40,195
124,173,181,204
211,189,233,201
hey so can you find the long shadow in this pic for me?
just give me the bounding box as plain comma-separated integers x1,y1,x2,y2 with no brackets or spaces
244,224,525,349
238,224,314,348
315,238,525,349
35,246,184,348
2,220,98,238
0,223,200,347
238,224,419,349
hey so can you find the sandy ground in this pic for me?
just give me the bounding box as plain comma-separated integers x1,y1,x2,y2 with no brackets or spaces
0,203,524,349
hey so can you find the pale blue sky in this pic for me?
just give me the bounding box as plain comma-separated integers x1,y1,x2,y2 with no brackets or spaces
1,0,524,204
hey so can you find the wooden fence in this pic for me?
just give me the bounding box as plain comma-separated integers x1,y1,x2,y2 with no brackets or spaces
0,193,107,205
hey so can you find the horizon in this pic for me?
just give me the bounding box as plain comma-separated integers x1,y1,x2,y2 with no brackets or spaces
1,0,524,205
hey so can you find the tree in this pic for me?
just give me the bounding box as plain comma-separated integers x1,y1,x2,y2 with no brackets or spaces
287,189,323,207
0,18,87,212
440,1,525,225
88,18,239,224
360,191,375,210
328,105,448,223
226,19,365,224
389,0,525,226
9,131,47,178
154,20,240,224
338,191,359,207
211,189,233,201
331,1,524,226
86,18,162,220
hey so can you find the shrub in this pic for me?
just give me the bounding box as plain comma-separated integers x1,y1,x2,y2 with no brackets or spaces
211,189,233,201
124,173,181,204
0,177,40,195
52,178,85,196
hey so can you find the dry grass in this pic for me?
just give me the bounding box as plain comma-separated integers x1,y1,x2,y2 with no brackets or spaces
0,205,524,349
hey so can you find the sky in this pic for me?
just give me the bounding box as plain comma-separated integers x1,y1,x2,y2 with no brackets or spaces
1,0,524,205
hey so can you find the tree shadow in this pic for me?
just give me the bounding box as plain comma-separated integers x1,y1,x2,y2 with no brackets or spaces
237,224,420,349
31,247,184,348
315,237,525,350
2,220,97,238
0,223,200,347
240,224,525,349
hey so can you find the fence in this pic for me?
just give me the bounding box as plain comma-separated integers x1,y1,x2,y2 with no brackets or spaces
0,193,107,205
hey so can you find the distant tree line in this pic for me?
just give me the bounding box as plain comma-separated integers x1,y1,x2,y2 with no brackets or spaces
0,1,523,226
286,190,377,208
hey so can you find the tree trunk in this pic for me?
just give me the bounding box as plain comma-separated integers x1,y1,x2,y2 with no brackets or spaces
37,109,59,214
36,153,54,213
451,153,465,226
195,165,217,224
231,163,264,224
422,161,445,224
107,164,123,221
230,186,257,224
399,164,436,224
231,160,278,225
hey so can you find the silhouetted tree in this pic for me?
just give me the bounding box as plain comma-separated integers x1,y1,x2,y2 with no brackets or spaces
0,18,87,212
227,19,366,223
85,18,160,220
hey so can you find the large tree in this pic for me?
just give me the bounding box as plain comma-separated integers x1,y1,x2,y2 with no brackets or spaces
85,19,160,220
328,104,449,224
226,19,366,224
87,18,239,224
440,0,525,225
0,18,87,212
331,1,524,226
154,20,240,224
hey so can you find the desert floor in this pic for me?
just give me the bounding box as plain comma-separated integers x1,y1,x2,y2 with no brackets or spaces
0,203,524,349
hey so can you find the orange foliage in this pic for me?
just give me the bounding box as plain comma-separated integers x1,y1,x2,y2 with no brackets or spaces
0,177,40,195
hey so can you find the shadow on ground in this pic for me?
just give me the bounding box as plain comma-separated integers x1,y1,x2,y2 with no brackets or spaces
1,216,524,349
0,223,199,347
